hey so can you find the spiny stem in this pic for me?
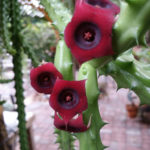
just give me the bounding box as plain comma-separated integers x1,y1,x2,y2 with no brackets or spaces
0,0,16,55
13,50,29,150
113,0,150,55
10,0,29,149
54,129,75,150
77,63,106,150
101,50,150,105
54,39,75,149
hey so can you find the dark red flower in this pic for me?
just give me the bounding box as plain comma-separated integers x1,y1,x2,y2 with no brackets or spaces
50,79,89,132
54,112,88,132
30,63,63,94
64,0,119,63
79,0,120,15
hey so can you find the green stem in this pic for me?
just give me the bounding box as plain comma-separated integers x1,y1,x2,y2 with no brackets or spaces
54,39,75,150
55,129,75,150
113,0,150,55
10,0,29,149
0,0,16,55
54,39,74,80
13,50,29,150
87,56,112,69
100,50,150,105
77,63,106,150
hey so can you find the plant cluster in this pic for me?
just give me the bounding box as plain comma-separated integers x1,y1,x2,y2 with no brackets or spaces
30,0,150,150
1,0,150,150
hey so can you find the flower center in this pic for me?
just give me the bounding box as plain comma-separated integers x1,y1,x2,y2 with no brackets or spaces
86,0,111,8
58,89,79,109
74,22,101,50
38,72,55,88
83,31,95,42
65,95,73,102
44,77,49,82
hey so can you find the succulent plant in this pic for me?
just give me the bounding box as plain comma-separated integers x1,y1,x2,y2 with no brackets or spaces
1,0,150,150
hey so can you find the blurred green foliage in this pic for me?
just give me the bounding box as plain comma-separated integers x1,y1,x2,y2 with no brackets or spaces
62,0,75,12
22,17,56,62
111,0,121,5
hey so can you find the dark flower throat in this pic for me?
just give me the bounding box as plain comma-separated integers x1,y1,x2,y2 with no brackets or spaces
38,72,55,88
58,89,79,109
75,22,101,50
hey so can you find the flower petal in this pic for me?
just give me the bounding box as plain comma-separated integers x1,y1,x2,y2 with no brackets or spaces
54,112,89,132
30,63,63,94
49,79,88,124
78,0,120,15
64,0,118,63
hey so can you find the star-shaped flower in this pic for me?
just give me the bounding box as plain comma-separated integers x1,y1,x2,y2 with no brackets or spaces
30,63,63,94
50,79,89,132
64,0,120,63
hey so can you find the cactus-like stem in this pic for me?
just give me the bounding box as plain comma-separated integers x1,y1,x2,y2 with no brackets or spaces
0,0,16,55
10,0,22,43
101,50,150,105
54,129,75,150
77,63,106,150
113,0,150,55
54,39,74,80
54,39,75,150
10,0,29,150
87,56,113,69
13,50,29,150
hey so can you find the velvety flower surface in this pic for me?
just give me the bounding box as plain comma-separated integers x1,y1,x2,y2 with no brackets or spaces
54,112,88,132
81,0,120,15
30,63,63,94
50,79,88,132
64,0,119,63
